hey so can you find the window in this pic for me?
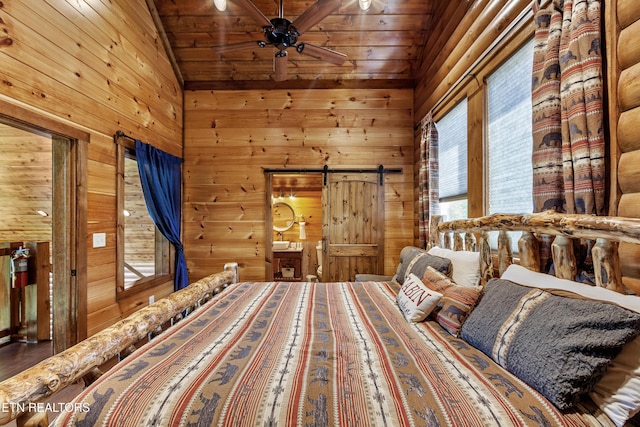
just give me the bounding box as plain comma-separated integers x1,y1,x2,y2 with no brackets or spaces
486,39,534,251
436,100,468,221
116,140,171,296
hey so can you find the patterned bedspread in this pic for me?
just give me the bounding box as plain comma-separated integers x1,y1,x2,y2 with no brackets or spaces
53,281,607,426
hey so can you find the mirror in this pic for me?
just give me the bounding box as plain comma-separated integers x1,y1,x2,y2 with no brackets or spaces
273,202,295,232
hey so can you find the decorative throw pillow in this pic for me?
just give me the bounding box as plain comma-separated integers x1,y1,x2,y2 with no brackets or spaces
460,279,640,410
501,265,640,424
427,247,480,287
589,336,640,427
396,273,442,323
393,246,452,284
422,267,483,337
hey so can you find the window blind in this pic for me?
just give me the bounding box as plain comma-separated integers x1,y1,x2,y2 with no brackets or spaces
436,100,468,200
487,39,534,251
487,39,534,216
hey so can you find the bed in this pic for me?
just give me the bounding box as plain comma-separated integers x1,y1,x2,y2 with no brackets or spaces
1,211,640,426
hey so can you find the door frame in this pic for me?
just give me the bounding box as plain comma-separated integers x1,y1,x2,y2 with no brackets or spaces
0,99,88,354
265,166,401,281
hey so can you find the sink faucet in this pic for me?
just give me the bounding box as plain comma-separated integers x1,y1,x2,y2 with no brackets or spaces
278,231,283,241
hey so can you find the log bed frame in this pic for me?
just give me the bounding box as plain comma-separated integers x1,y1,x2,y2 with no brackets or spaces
0,263,238,427
429,210,640,294
2,210,640,426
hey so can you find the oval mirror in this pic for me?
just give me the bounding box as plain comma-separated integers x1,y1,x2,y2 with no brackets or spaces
273,202,295,232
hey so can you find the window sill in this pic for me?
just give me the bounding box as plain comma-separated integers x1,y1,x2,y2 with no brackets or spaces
116,274,174,301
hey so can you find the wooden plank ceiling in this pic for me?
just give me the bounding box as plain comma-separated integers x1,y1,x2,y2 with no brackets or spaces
149,0,473,90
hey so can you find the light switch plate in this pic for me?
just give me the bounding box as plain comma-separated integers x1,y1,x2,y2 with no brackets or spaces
93,233,106,248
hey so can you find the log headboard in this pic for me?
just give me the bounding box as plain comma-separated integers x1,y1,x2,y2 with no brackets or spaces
429,210,640,295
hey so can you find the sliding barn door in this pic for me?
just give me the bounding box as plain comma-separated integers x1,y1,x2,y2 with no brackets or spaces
321,173,384,281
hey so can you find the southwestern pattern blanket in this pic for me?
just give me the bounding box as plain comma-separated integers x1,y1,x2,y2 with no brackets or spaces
53,281,601,426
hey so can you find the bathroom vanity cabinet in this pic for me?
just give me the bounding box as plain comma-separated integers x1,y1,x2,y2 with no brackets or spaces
273,250,303,281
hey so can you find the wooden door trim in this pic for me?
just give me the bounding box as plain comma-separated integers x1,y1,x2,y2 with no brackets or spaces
265,173,274,281
0,100,88,352
0,99,90,141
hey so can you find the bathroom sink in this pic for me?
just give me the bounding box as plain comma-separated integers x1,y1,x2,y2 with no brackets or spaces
273,241,290,250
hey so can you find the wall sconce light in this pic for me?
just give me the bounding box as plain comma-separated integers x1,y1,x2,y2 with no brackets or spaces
214,0,227,11
359,0,372,11
289,190,295,200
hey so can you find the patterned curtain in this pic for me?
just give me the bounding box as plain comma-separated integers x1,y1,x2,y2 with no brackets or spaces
531,0,605,216
418,114,439,249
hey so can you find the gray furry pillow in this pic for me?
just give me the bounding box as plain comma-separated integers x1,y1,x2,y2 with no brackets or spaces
460,278,640,410
393,246,452,284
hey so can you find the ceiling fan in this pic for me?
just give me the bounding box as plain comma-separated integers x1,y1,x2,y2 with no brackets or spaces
213,0,347,81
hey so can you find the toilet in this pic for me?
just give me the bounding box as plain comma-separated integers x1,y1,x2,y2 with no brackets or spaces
315,241,323,280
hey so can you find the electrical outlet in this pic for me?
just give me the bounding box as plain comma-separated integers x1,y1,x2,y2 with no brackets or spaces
92,233,106,248
149,295,155,305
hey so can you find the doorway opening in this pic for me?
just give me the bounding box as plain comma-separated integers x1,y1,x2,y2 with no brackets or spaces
266,167,395,282
0,101,87,366
267,173,323,282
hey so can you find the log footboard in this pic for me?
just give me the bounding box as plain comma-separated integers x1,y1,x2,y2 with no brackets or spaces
0,263,238,426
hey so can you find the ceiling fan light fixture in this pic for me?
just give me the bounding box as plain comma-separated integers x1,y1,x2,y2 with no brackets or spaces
214,0,227,12
359,0,371,11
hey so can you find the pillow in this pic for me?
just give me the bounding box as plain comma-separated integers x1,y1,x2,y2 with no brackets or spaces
589,336,640,426
394,246,452,284
500,264,640,422
422,267,483,337
396,273,442,323
427,246,480,287
460,278,640,410
502,264,640,313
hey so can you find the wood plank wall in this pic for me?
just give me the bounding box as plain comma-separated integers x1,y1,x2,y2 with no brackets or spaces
0,124,52,242
183,89,415,281
608,0,640,293
0,0,183,337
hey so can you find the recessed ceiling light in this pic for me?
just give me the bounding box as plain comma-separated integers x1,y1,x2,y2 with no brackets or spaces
36,210,49,217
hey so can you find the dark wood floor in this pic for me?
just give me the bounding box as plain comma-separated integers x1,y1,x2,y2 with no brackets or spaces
0,341,53,382
0,341,84,426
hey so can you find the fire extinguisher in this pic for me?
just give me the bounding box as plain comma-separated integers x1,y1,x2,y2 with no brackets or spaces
10,246,30,288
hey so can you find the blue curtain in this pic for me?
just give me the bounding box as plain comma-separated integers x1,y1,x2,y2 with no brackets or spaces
135,140,188,290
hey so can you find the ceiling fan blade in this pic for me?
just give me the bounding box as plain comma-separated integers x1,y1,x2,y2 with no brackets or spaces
212,40,263,54
229,0,273,28
292,0,341,34
274,52,288,82
296,43,347,66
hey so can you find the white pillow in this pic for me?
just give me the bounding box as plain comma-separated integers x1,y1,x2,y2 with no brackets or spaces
427,247,481,287
589,336,640,427
501,264,640,314
396,273,442,323
501,264,640,425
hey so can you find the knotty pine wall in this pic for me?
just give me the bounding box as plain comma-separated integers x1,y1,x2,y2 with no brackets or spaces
183,89,415,281
0,0,182,337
